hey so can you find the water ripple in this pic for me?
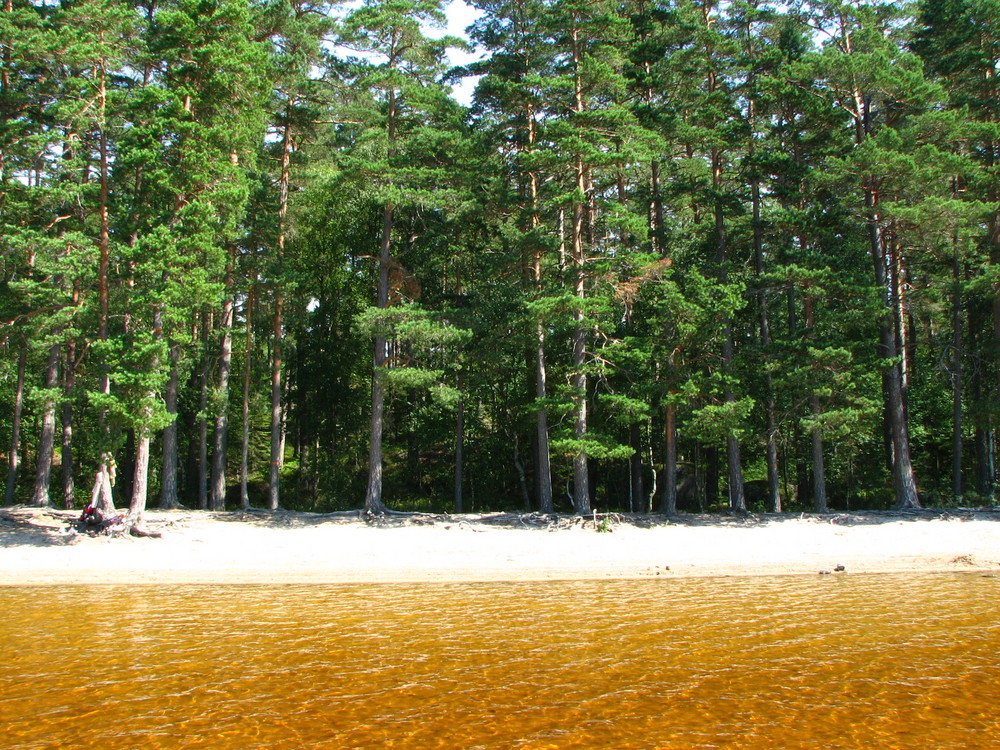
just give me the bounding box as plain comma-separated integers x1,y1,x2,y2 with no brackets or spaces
1,574,999,749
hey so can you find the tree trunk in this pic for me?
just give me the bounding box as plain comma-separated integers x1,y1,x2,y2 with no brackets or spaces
61,342,75,509
975,424,993,499
364,202,393,513
89,453,116,513
534,322,553,513
240,287,254,509
811,402,828,513
751,173,781,512
650,159,665,256
865,187,920,508
629,423,644,513
661,402,678,515
268,118,293,511
526,105,554,514
705,445,719,508
30,344,60,507
128,304,165,528
93,55,115,516
454,376,465,514
711,142,745,513
129,425,152,524
951,248,963,502
571,190,589,514
268,288,283,510
4,344,27,506
568,24,590,515
210,278,235,511
197,310,210,510
159,343,180,509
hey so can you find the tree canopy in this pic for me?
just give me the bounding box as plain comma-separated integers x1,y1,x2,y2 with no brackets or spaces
3,0,999,517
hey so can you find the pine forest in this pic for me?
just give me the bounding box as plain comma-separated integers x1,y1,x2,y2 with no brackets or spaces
3,0,1000,525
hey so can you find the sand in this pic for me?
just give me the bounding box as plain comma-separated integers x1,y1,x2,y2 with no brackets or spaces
1,506,999,586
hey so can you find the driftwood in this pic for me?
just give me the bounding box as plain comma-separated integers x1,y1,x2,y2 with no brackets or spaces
77,504,161,538
77,454,161,538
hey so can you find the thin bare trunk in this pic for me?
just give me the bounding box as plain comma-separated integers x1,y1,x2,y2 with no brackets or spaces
159,344,180,509
841,34,919,508
805,296,827,511
209,270,235,511
128,306,164,526
661,402,678,515
93,59,114,515
866,187,920,508
30,345,60,507
4,344,27,506
890,232,911,391
751,171,781,512
570,24,589,515
527,105,554,514
650,160,665,256
61,342,75,509
365,203,393,513
365,70,401,514
240,288,254,509
713,147,745,512
534,323,553,513
454,372,465,513
269,119,293,511
629,423,644,512
197,310,210,510
952,250,963,502
571,167,589,514
268,289,283,510
811,414,827,512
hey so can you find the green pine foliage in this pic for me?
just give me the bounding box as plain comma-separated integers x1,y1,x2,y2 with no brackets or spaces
3,0,999,514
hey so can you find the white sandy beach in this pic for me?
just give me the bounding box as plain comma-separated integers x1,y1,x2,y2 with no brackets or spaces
1,506,999,585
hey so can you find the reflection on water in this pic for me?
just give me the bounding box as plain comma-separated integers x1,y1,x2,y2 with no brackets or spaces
1,574,998,749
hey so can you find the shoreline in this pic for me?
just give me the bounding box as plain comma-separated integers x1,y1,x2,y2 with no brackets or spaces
2,506,999,586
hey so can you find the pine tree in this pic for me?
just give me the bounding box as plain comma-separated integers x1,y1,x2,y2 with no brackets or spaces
337,0,470,512
804,0,942,509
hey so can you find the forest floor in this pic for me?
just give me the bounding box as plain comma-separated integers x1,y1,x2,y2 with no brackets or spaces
2,505,999,585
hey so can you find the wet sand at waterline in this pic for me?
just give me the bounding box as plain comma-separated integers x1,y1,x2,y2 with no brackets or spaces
2,506,999,586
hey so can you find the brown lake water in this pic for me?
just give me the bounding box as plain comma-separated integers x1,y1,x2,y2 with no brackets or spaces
1,575,998,749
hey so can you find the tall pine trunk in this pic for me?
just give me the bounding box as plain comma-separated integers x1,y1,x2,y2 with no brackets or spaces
159,343,180,509
240,287,254,509
210,263,235,511
811,416,827,512
527,105,553,514
534,321,553,512
30,344,60,507
4,344,27,506
130,425,152,524
842,23,920,509
751,168,781,512
570,26,590,515
713,146,745,512
269,118,293,511
629,423,645,512
197,310,210,510
804,296,827,511
364,202,393,513
661,401,678,515
865,187,920,508
571,161,589,515
454,370,465,513
951,249,963,502
61,341,75,509
93,54,115,515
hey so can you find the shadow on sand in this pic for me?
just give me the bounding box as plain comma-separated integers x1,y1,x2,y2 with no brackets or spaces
3,505,999,546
